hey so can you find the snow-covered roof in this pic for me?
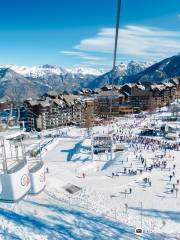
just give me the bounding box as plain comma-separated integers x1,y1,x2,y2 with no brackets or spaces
97,90,120,97
53,99,64,107
135,84,145,90
39,101,51,107
150,84,165,91
163,82,175,88
28,100,38,106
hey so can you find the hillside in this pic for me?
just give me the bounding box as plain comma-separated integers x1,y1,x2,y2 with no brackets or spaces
125,55,180,83
87,61,154,89
0,68,48,101
0,60,163,101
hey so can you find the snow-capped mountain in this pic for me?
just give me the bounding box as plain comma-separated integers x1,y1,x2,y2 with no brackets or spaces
66,67,105,76
0,65,107,100
87,60,155,89
126,54,180,83
7,65,106,78
115,61,155,76
126,61,155,76
0,60,154,100
7,65,67,78
5,61,154,80
0,68,45,101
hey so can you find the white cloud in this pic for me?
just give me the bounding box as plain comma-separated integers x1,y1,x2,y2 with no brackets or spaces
177,14,180,19
60,50,102,61
74,25,180,60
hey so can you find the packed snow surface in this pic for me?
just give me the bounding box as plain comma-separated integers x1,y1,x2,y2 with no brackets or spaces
0,110,180,239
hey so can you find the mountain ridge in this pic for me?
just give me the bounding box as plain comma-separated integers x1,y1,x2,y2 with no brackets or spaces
3,57,180,101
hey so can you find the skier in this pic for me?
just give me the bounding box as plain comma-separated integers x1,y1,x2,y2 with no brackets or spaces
169,175,172,181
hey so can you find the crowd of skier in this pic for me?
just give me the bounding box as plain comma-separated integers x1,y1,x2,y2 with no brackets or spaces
109,116,180,197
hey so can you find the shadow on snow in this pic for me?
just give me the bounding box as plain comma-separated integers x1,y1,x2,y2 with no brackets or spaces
0,199,172,240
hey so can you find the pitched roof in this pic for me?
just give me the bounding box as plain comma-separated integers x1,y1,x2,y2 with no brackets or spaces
28,100,38,106
163,82,175,88
170,78,179,85
150,84,165,91
63,95,77,106
39,100,51,107
53,99,64,107
135,84,145,90
97,90,120,97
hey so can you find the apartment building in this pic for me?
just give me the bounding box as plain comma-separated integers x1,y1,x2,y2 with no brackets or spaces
25,92,95,130
95,90,125,118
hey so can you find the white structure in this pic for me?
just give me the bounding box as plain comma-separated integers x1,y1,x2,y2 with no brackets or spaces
29,161,45,194
0,138,30,202
92,134,114,161
23,139,46,195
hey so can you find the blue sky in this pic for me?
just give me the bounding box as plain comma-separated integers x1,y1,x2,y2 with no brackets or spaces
1,0,180,68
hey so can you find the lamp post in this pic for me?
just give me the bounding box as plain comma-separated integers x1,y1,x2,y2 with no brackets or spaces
140,201,143,229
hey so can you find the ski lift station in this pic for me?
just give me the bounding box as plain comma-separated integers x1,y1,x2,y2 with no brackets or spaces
0,131,46,202
92,134,114,155
24,140,46,195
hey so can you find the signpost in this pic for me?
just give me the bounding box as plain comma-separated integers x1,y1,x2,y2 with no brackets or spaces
135,201,143,236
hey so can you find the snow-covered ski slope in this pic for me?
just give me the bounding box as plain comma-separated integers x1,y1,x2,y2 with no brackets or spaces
0,112,180,239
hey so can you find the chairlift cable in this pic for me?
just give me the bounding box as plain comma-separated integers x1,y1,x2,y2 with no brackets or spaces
113,0,121,70
109,0,121,123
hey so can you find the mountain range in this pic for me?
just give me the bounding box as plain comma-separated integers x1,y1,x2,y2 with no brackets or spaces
1,55,180,101
0,61,152,101
87,61,155,89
